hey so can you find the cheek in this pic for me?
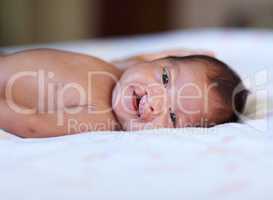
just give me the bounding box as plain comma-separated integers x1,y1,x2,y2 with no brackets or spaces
156,116,170,127
149,114,171,128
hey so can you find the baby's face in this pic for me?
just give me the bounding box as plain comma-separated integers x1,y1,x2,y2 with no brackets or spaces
112,59,215,131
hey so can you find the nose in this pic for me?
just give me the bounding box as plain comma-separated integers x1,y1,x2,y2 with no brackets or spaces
139,91,165,121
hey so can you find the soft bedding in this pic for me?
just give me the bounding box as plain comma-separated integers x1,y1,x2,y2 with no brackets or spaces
1,28,273,200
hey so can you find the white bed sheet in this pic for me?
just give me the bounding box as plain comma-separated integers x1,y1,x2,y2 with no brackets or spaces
1,28,273,200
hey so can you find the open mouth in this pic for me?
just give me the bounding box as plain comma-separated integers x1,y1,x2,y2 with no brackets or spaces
132,90,142,115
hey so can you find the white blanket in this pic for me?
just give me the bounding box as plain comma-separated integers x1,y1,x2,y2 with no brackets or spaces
1,28,273,200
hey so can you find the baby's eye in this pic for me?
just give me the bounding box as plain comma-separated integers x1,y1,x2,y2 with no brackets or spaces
169,110,177,127
162,67,169,86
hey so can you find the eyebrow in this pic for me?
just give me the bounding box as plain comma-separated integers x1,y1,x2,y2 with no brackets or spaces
168,67,179,128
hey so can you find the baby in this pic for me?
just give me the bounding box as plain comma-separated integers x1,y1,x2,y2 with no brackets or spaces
0,48,248,138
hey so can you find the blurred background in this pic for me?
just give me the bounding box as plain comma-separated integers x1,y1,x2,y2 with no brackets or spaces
0,0,273,47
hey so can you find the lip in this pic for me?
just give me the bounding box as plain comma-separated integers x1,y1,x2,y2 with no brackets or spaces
132,90,152,120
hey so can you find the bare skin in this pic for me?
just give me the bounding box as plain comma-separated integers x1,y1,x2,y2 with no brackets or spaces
0,48,213,138
0,49,123,137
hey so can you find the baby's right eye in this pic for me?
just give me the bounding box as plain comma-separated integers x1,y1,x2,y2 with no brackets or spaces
162,67,169,86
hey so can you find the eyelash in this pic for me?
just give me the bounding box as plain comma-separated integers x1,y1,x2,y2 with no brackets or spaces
169,110,177,127
162,67,169,86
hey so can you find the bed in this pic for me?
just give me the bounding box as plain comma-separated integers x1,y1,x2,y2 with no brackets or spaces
0,28,273,200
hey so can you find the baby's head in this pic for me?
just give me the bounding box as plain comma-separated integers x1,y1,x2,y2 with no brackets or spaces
112,55,249,131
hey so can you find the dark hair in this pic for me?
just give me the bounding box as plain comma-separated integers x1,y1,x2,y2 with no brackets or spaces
162,55,249,123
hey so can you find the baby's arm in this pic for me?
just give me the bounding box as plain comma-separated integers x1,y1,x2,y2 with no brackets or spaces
0,102,113,138
0,49,120,138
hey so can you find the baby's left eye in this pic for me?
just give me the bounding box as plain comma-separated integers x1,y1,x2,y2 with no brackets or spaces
162,67,169,86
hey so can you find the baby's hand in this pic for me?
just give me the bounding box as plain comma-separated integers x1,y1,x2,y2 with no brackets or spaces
138,48,215,61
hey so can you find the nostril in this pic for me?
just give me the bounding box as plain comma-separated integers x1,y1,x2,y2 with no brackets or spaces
150,106,154,112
